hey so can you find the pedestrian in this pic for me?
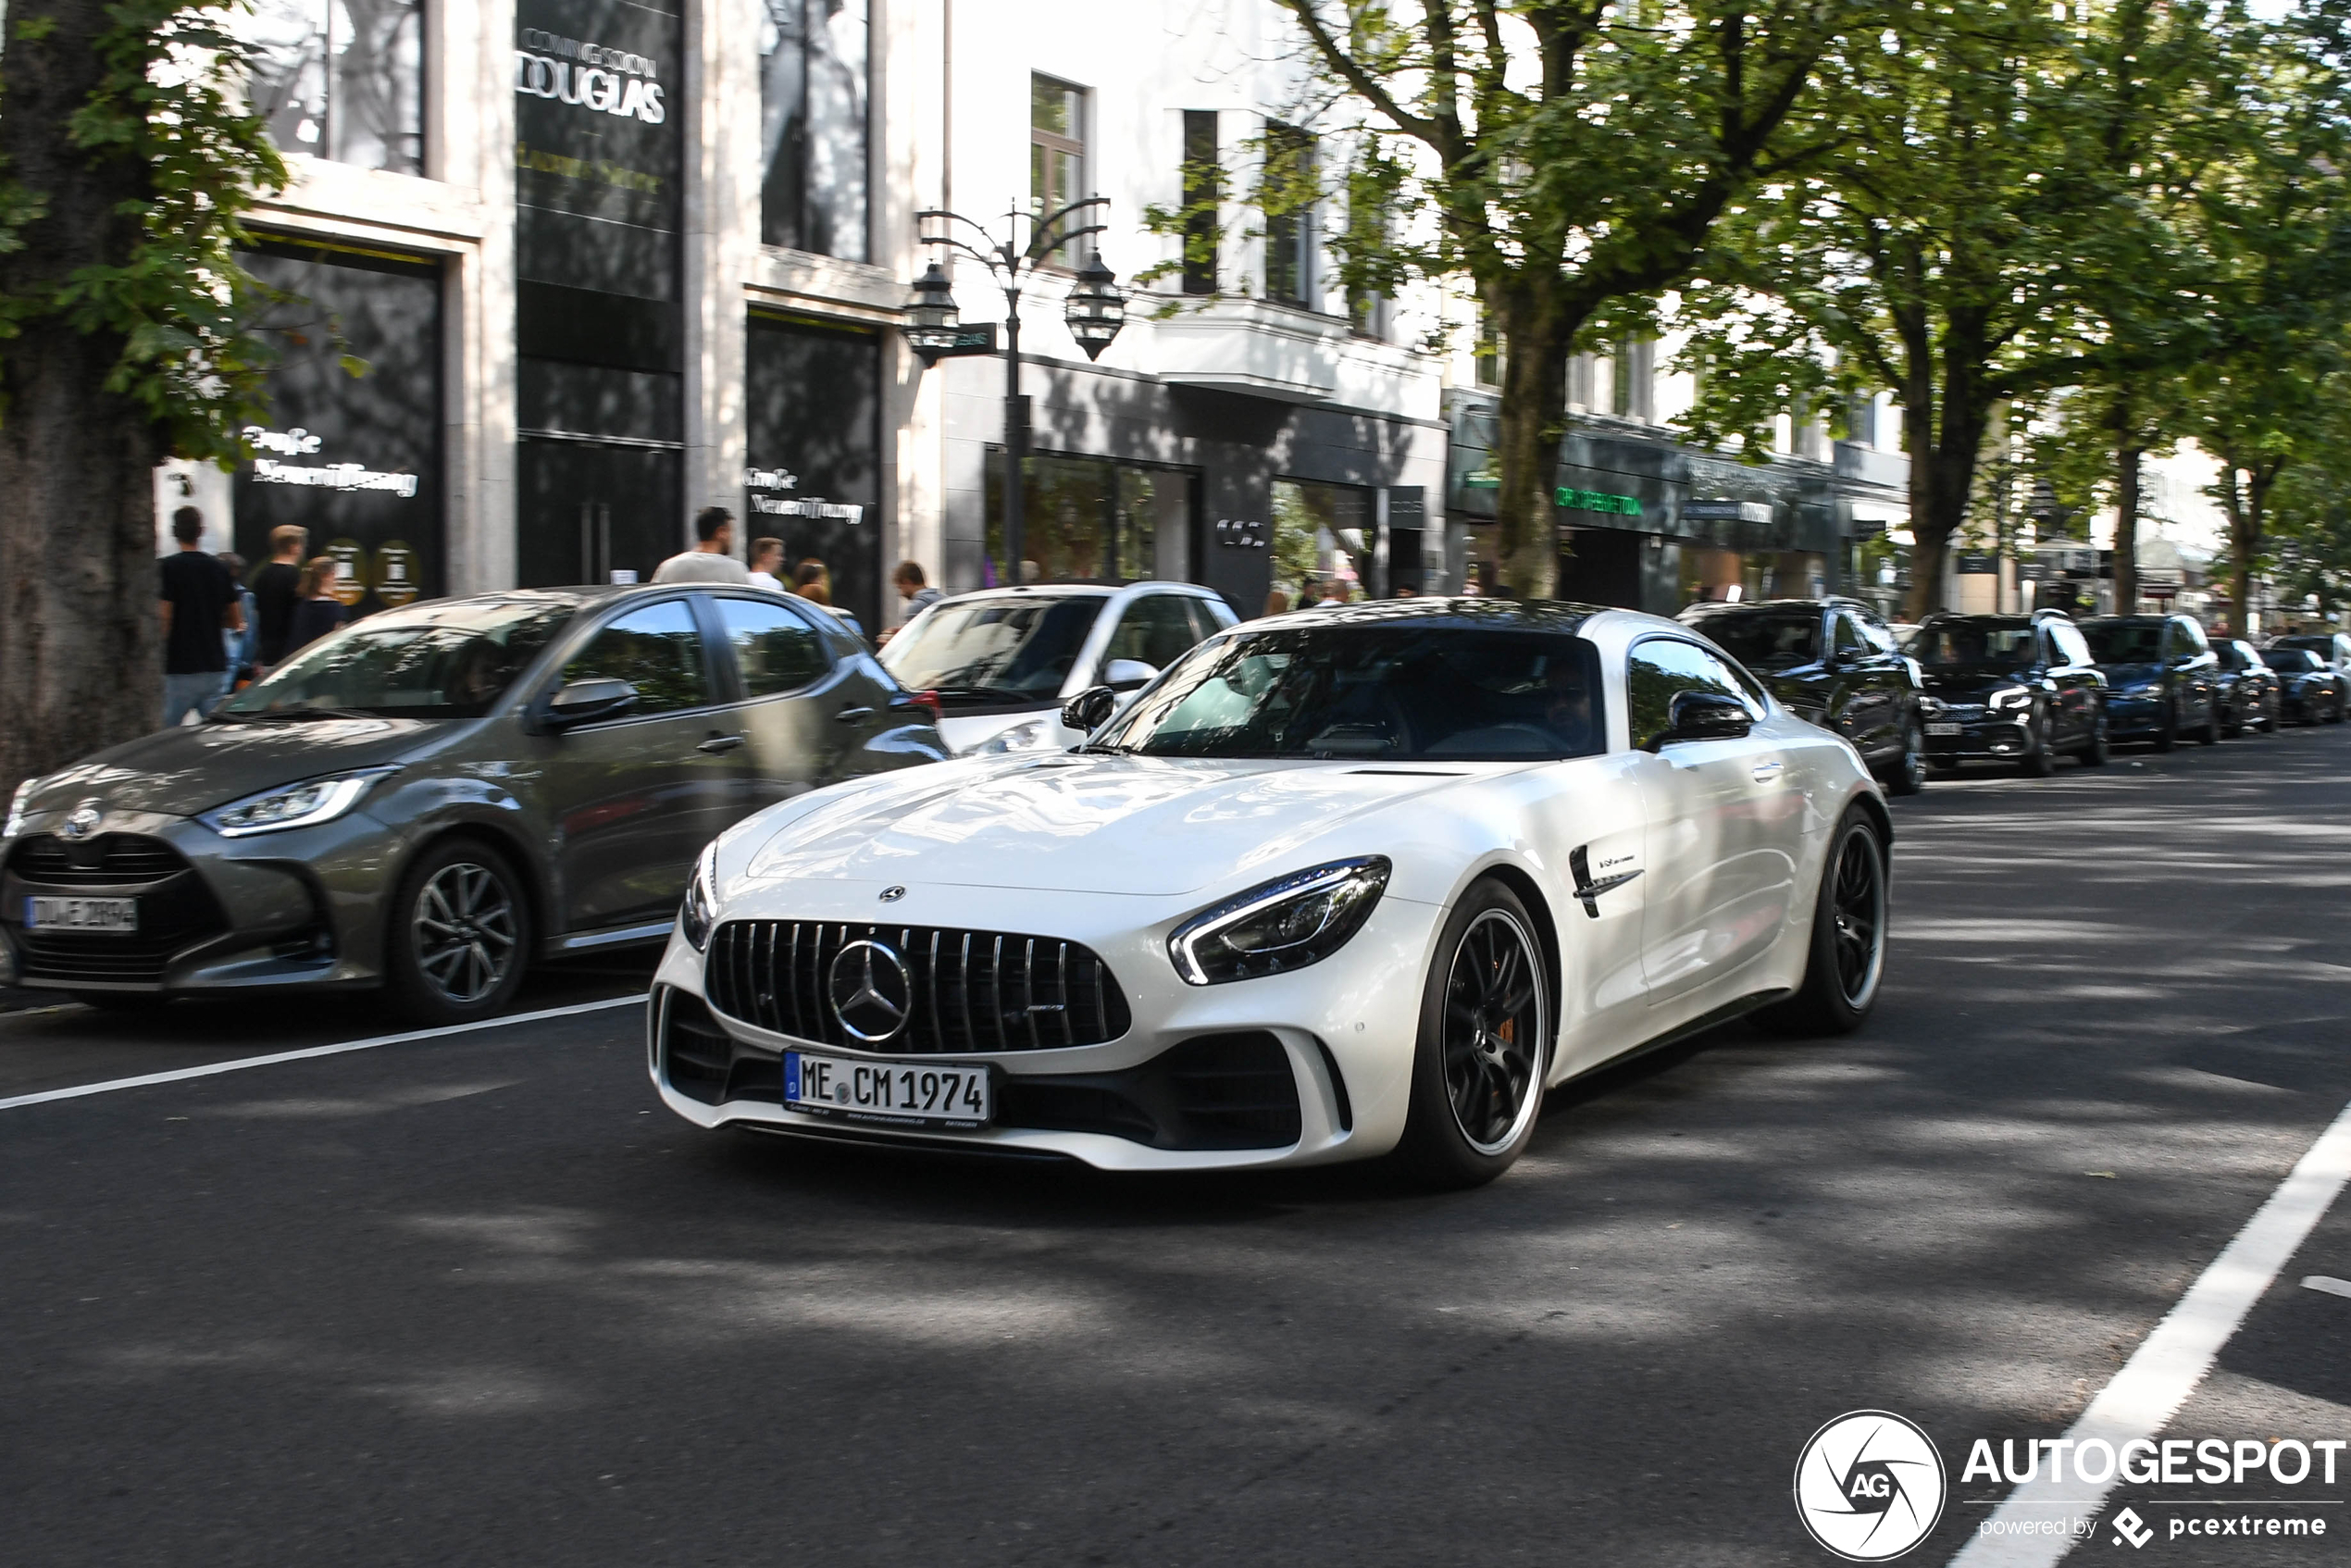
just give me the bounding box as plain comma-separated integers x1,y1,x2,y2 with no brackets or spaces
877,560,943,646
1262,588,1291,618
250,524,307,670
748,537,788,592
793,560,865,642
158,506,244,728
280,555,349,659
218,551,258,702
652,506,751,584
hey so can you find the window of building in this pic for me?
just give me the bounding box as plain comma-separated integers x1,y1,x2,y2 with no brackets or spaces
1181,110,1219,295
1263,121,1316,306
760,0,871,261
243,0,423,173
1608,338,1654,422
1343,172,1388,338
1474,314,1501,388
1847,392,1878,448
1032,75,1087,264
985,454,1197,585
1272,478,1375,604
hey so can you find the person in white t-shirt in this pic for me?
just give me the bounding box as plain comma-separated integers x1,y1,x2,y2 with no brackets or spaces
748,536,787,592
652,506,751,584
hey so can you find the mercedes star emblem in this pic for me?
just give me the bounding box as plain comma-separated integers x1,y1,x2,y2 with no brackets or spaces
879,885,906,902
60,803,101,841
827,940,914,1042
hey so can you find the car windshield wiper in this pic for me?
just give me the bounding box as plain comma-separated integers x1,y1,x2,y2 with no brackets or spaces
926,684,1039,703
212,705,386,724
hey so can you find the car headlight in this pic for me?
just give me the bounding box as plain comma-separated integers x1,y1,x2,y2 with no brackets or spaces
1919,696,1947,717
974,717,1056,755
1988,686,2034,711
199,768,396,838
1168,856,1390,986
680,842,717,952
3,778,34,840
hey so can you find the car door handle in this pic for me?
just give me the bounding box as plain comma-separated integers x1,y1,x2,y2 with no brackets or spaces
1750,760,1785,782
697,734,745,754
834,705,875,723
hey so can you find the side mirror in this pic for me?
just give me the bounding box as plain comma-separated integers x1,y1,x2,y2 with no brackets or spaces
545,678,638,728
1651,690,1754,750
1102,657,1159,691
1061,685,1118,736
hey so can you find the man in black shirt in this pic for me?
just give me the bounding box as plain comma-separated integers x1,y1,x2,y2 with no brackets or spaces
159,507,244,727
249,523,307,667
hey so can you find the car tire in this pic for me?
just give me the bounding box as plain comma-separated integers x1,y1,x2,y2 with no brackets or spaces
2332,691,2348,725
2019,715,2056,778
1393,877,1551,1190
1755,808,1889,1039
2221,701,2243,740
2153,700,2178,752
385,837,534,1027
1883,714,1926,797
2078,708,2109,767
2260,695,2280,733
2196,699,2220,745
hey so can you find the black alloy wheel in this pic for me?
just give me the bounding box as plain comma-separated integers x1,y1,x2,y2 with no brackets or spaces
2019,711,2056,778
1396,878,1551,1188
1885,713,1926,796
2152,697,2179,753
2078,707,2109,767
387,838,533,1027
1758,808,1890,1038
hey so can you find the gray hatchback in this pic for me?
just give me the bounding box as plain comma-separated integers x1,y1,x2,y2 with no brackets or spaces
0,585,948,1023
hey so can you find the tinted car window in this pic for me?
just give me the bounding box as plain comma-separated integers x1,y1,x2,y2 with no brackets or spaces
1096,627,1606,760
1694,610,1822,669
2083,621,2164,663
1915,619,2037,671
1833,615,1867,657
562,600,710,715
2174,618,2210,655
879,594,1101,701
1106,595,1203,669
2268,648,2323,673
219,598,574,720
1628,639,1760,751
716,597,830,699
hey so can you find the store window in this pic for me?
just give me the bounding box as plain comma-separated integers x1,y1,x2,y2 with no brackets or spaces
745,316,883,634
1263,122,1316,306
760,0,869,261
243,0,423,174
1180,110,1219,295
1272,478,1374,604
1678,547,1828,606
985,454,1196,586
1032,75,1086,263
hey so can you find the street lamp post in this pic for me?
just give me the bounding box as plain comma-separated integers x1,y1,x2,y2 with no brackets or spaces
899,200,1126,586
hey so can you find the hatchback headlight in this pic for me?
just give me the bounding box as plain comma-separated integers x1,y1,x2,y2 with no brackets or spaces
975,717,1056,755
1168,857,1390,986
681,843,717,951
200,768,396,838
3,778,34,840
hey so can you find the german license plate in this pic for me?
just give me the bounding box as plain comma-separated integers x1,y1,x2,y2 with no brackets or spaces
25,896,137,933
1926,722,1962,737
784,1051,989,1129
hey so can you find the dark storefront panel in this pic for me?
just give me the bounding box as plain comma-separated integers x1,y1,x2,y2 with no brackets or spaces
985,454,1199,591
516,441,682,588
745,316,884,633
1558,528,1645,609
234,243,442,614
1387,485,1427,595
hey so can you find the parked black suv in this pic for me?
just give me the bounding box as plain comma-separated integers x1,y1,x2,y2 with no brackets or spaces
2260,645,2347,724
2210,638,2281,736
2078,614,2221,749
1910,610,2108,775
1678,595,1927,793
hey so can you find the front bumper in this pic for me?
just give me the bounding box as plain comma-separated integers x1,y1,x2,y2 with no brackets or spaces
1922,707,2034,761
645,882,1446,1171
0,809,402,995
2101,691,2166,738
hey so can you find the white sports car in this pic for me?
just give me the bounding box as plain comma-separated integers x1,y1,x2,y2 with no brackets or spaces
649,599,1891,1187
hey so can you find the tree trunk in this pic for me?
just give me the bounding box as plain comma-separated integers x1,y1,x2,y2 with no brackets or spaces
1901,395,1986,623
2112,427,2142,617
2233,465,2273,638
0,0,168,801
1489,281,1578,600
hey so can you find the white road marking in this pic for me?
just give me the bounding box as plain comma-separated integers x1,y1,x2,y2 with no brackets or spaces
0,995,644,1112
1948,1093,2351,1565
2303,1275,2351,1300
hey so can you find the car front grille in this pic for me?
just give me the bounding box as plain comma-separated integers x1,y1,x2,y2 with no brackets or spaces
4,833,230,987
703,920,1132,1052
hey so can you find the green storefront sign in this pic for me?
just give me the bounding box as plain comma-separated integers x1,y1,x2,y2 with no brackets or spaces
1556,486,1643,517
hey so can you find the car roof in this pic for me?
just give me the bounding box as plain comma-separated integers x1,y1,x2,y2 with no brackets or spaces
1919,612,2036,627
1242,596,1605,635
1681,595,1874,616
931,581,1222,606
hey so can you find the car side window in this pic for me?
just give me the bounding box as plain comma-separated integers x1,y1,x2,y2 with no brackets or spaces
1627,639,1761,751
560,600,711,716
715,597,832,700
1833,614,1868,659
1858,614,1897,654
1108,596,1203,670
2178,619,2209,655
2049,622,2093,667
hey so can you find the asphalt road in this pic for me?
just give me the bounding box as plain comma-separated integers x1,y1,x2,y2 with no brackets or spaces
6,724,2351,1566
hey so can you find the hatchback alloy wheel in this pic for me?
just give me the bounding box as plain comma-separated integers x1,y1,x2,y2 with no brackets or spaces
412,861,520,1005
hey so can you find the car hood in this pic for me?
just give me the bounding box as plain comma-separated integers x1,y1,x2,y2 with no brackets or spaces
740,753,1503,897
2096,661,2161,689
17,717,436,820
1921,670,2028,703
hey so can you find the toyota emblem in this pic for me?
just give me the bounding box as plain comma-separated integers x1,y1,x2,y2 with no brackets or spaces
827,940,914,1043
60,803,101,841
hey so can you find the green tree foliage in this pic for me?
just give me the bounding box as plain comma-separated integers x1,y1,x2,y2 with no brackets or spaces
1187,0,1861,597
0,0,287,795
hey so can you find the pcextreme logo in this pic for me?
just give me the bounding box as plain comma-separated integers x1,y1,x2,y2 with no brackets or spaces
1794,1411,1949,1562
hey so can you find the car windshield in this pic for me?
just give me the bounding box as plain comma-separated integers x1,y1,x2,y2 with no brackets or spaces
879,595,1101,703
2275,637,2334,658
1090,626,1605,761
1691,610,1821,670
2083,622,2165,663
217,598,576,720
2268,648,2321,673
1913,620,2037,672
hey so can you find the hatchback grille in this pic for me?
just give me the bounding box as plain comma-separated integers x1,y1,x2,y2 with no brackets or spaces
703,920,1131,1052
8,834,192,888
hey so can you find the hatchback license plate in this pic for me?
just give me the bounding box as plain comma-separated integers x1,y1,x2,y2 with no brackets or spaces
1926,722,1963,737
25,896,137,933
784,1051,989,1129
